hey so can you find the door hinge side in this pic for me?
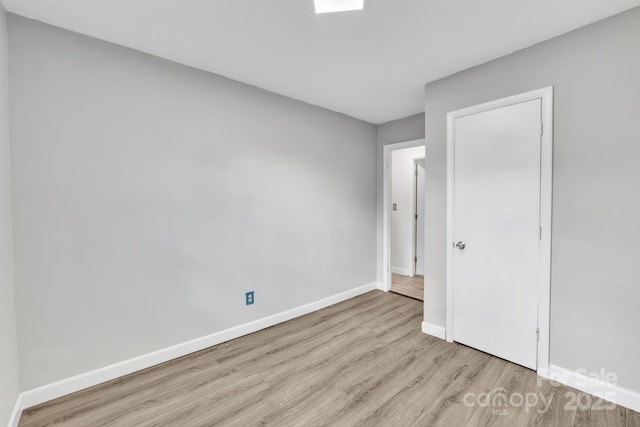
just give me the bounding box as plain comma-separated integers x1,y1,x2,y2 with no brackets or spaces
539,227,542,240
536,328,540,342
540,121,544,136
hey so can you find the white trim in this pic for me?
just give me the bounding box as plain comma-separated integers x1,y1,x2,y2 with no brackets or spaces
421,321,446,340
391,267,410,276
445,86,554,376
15,282,377,412
382,138,426,293
408,155,425,278
542,364,640,414
7,394,23,427
376,281,386,291
446,111,455,343
537,87,554,373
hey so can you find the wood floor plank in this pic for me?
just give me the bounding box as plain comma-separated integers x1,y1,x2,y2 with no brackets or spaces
463,361,539,426
353,356,469,426
220,319,375,382
257,326,377,385
18,349,224,427
411,354,504,427
626,407,640,427
242,378,349,426
209,291,406,370
18,290,640,427
520,380,578,427
132,373,269,427
361,300,422,335
573,393,634,427
324,341,461,426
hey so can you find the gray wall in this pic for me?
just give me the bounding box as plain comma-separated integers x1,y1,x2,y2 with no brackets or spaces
376,114,425,282
0,6,20,425
8,15,377,390
424,7,640,392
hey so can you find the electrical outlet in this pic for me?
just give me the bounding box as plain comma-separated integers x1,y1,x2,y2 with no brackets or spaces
245,291,254,305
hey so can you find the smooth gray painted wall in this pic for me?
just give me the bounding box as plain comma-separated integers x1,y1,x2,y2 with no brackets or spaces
424,7,640,392
0,6,20,425
375,114,425,282
8,15,377,390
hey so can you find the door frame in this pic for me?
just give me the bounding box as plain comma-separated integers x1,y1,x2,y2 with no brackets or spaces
410,156,425,277
382,139,426,292
445,86,553,374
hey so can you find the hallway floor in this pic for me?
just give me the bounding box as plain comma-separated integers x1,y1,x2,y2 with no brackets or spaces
391,273,424,301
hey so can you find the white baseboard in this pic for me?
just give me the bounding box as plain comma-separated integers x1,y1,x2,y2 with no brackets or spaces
15,282,378,414
421,321,446,340
376,281,386,291
7,394,23,427
391,267,410,276
542,364,640,413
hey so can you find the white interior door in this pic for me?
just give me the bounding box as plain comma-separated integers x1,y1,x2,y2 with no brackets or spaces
452,99,541,370
415,159,425,276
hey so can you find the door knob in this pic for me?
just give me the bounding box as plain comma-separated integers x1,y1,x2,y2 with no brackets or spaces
455,241,466,250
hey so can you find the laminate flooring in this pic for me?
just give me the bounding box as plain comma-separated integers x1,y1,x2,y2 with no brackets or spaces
19,291,639,426
391,273,424,301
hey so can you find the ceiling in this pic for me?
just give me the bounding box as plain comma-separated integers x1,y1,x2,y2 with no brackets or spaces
3,0,639,124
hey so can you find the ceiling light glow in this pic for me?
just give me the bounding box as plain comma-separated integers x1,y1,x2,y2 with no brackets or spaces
314,0,364,14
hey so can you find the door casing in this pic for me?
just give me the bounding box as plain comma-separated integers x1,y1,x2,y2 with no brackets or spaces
445,87,553,375
411,158,425,277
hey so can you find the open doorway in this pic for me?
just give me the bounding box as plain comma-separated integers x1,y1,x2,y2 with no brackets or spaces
383,141,425,301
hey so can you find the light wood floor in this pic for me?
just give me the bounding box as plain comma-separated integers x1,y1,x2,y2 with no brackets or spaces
19,291,639,426
391,273,424,301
